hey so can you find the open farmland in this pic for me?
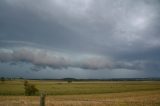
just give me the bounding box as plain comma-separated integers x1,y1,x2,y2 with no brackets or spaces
0,80,160,106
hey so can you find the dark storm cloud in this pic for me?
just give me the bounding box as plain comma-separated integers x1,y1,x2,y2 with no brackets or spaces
0,0,160,52
0,0,160,78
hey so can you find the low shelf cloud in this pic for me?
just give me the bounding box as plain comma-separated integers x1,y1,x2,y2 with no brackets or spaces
0,46,112,70
0,45,159,72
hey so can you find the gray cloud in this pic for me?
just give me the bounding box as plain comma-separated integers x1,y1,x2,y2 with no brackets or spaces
0,0,160,78
0,44,159,71
1,0,160,54
0,46,112,70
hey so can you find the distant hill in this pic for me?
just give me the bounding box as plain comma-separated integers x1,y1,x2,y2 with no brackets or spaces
27,77,160,81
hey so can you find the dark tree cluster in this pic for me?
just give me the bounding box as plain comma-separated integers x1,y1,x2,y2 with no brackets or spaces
1,77,5,83
24,80,39,96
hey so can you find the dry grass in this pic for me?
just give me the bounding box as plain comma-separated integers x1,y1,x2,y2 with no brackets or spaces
0,90,160,106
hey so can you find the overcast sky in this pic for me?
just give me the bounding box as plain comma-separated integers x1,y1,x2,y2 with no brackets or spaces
0,0,160,79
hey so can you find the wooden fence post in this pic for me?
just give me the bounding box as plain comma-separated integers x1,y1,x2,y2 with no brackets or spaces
40,92,46,106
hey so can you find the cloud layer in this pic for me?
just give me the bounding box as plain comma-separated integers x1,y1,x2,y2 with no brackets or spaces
0,44,159,71
0,46,112,70
0,0,160,78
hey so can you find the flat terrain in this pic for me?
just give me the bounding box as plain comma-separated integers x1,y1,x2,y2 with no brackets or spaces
0,80,160,106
